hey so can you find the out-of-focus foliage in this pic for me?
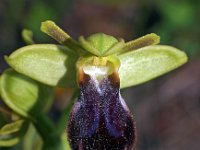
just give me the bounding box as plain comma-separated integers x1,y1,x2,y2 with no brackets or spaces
0,69,54,118
137,0,200,58
1,0,199,58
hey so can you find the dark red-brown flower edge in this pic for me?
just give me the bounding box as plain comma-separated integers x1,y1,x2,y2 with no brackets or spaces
67,69,136,150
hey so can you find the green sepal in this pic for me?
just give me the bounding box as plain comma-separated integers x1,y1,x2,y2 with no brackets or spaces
0,69,53,119
104,38,125,55
118,45,188,88
79,35,101,56
5,44,78,88
79,33,124,56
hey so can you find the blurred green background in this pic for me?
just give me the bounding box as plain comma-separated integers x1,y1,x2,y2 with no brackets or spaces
0,0,200,149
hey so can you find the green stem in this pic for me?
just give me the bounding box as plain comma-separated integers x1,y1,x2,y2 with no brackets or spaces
55,89,79,135
33,90,79,150
33,114,62,149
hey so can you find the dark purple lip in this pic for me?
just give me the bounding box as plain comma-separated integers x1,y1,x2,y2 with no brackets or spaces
67,72,136,150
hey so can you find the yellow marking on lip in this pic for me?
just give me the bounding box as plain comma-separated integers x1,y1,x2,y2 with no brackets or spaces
93,56,107,66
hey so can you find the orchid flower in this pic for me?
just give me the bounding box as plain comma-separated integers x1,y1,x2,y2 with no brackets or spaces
0,20,187,149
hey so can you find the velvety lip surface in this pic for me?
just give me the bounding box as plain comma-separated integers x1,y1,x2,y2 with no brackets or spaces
67,73,136,150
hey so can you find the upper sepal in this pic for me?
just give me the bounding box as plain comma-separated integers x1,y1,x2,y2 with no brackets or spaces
79,33,125,56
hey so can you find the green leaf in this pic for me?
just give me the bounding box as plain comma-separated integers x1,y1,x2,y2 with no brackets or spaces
0,69,53,118
118,45,188,88
0,120,24,135
5,44,78,88
0,120,29,147
0,136,20,147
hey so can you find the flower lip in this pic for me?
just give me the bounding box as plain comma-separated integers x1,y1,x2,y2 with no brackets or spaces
83,65,109,77
67,69,136,149
76,56,120,84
